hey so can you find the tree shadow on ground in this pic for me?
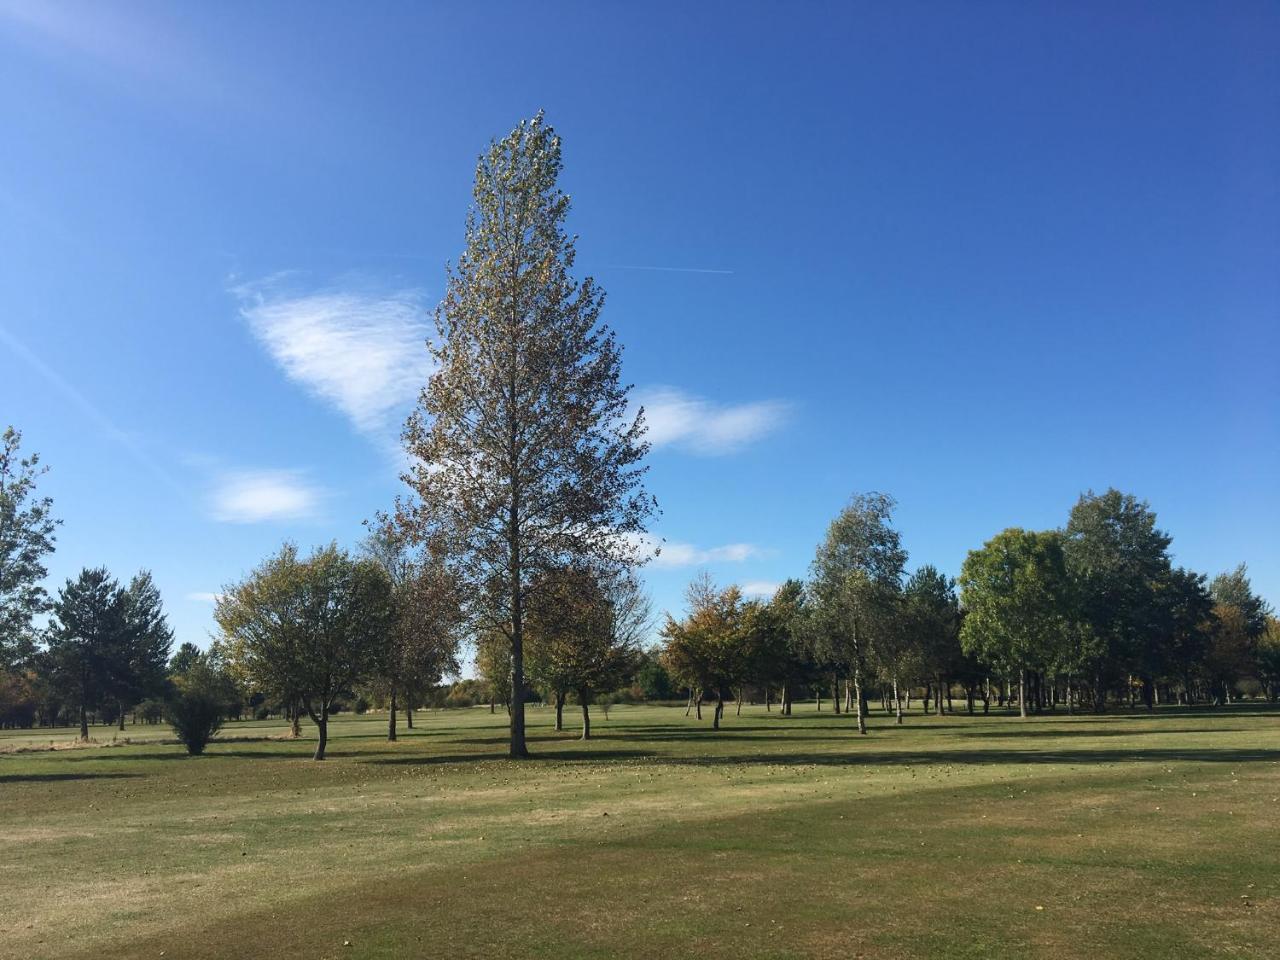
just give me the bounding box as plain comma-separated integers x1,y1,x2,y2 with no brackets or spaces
362,748,658,766
0,771,142,783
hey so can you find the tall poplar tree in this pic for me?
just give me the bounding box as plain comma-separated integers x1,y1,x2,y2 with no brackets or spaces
398,114,654,758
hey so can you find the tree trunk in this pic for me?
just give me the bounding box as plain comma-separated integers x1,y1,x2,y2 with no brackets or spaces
388,686,398,742
406,705,414,729
781,683,791,716
581,700,591,740
290,703,302,739
695,693,702,720
736,687,743,716
853,667,867,735
555,691,565,731
712,691,723,730
765,687,771,712
313,708,328,761
893,675,903,724
118,702,126,732
79,703,89,741
1018,669,1028,719
831,675,841,715
685,687,693,717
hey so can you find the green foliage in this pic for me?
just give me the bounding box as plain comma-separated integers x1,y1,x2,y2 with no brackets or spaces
0,426,61,668
216,543,394,759
164,663,226,755
959,528,1074,682
633,650,674,700
1210,564,1272,639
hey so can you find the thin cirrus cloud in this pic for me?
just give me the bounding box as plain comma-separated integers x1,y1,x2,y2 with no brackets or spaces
634,387,789,455
186,592,224,604
210,469,324,524
741,581,782,598
234,276,433,439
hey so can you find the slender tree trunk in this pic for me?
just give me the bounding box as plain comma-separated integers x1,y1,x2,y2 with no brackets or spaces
581,700,591,741
712,691,722,730
844,679,853,713
1066,675,1074,715
489,693,495,714
79,703,89,741
831,675,841,715
853,667,867,735
555,691,565,731
290,702,302,739
893,675,903,724
506,504,527,757
782,683,791,716
406,705,414,729
118,702,126,732
736,687,743,716
685,687,693,717
1018,669,1028,719
765,687,772,712
388,686,398,742
695,693,702,720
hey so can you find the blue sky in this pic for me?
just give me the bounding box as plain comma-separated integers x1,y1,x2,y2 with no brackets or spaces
1,0,1277,655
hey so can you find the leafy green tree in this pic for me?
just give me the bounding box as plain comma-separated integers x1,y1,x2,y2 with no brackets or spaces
809,492,906,734
0,427,60,668
165,657,227,755
46,568,127,739
108,571,174,729
633,649,674,701
661,573,746,729
901,565,960,722
169,641,203,676
763,579,814,716
1210,564,1272,639
362,529,464,740
1063,489,1173,709
396,114,655,758
1158,567,1216,703
1257,617,1280,702
527,566,648,738
959,529,1072,718
475,629,512,714
217,543,393,760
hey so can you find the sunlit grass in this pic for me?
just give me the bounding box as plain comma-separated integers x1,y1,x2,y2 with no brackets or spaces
2,702,1277,959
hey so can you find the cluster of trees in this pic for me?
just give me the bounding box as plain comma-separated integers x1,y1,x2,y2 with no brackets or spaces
660,490,1277,729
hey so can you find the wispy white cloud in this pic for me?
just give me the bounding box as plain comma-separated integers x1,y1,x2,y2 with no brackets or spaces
187,592,224,604
623,532,763,569
234,276,432,438
741,580,781,598
634,387,789,455
210,469,324,524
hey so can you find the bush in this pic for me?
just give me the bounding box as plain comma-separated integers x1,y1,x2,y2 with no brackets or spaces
137,699,165,724
354,696,370,715
254,705,271,721
165,684,225,755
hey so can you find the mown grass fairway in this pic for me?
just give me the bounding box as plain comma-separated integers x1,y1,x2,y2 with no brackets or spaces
2,704,1278,960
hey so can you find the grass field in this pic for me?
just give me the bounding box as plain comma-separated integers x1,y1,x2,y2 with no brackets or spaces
2,702,1278,960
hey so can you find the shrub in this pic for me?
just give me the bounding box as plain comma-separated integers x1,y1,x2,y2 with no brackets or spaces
137,699,165,724
165,681,225,755
253,705,271,721
354,696,370,715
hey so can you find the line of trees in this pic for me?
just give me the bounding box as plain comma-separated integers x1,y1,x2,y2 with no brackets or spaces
659,490,1278,728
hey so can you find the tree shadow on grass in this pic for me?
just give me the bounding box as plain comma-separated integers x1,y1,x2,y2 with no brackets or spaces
0,772,142,783
362,748,659,766
955,726,1259,739
654,745,1280,768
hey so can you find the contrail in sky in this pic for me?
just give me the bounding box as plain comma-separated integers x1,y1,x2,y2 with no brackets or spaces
0,324,189,499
